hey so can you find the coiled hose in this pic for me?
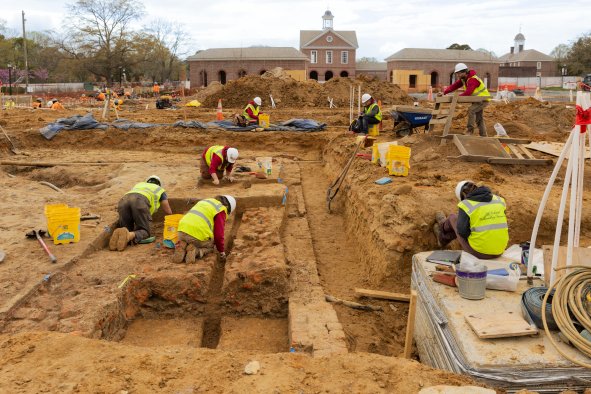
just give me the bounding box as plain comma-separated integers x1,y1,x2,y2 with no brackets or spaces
542,265,591,368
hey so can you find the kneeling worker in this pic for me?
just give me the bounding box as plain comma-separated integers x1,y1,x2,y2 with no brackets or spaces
200,145,239,185
173,195,236,264
433,180,508,259
243,96,262,125
352,93,382,134
109,175,173,251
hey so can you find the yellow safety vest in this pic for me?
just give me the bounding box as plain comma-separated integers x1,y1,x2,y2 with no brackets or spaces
243,103,259,121
126,182,165,215
458,195,509,255
205,145,227,170
364,102,382,121
463,75,490,101
178,198,228,241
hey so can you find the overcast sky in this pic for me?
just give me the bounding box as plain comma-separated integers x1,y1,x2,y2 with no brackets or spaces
3,0,590,60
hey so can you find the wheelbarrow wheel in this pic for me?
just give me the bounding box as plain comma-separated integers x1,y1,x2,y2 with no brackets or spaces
396,127,412,138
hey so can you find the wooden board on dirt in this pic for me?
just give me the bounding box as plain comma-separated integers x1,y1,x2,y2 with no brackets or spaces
465,312,537,339
542,245,591,286
525,141,591,159
354,288,410,302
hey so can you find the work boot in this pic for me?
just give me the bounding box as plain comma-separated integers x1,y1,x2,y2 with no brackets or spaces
433,223,443,248
435,211,446,225
172,241,187,264
117,228,131,251
185,244,197,264
109,228,124,251
197,248,210,259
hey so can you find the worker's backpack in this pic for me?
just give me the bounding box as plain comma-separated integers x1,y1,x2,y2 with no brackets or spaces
232,113,247,127
349,119,360,132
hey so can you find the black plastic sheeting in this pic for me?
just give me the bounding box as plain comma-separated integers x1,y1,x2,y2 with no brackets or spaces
40,114,326,140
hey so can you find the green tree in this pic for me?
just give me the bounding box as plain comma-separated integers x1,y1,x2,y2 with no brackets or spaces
565,33,591,76
447,43,472,50
61,0,145,84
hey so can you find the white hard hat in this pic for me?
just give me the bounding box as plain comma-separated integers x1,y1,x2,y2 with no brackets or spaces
455,180,474,201
454,63,468,73
146,175,162,186
227,147,239,163
253,97,262,106
361,93,372,104
223,195,236,214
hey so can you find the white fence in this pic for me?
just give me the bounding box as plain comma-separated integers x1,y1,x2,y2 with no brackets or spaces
1,95,32,109
498,76,580,90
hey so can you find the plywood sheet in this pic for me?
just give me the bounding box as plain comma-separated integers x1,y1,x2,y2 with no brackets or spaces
526,141,591,159
542,245,591,286
465,312,537,339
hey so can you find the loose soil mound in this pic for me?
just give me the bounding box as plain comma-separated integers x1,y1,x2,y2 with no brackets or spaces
201,73,413,108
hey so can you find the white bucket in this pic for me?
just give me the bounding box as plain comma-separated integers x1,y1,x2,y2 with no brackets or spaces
493,122,508,137
256,157,272,176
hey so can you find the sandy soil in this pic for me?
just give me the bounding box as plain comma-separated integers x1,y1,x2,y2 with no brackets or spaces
0,73,583,392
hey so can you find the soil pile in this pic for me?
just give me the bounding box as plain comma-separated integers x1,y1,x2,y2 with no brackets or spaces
200,72,413,108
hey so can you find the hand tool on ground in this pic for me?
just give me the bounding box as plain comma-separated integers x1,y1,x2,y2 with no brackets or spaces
0,249,5,263
118,274,137,289
0,125,19,154
25,230,57,264
326,135,366,213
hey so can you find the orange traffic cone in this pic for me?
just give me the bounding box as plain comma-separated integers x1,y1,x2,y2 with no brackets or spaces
216,99,223,120
378,99,383,131
427,86,433,101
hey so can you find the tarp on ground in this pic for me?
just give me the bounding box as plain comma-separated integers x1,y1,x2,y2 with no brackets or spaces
40,113,108,140
40,114,326,140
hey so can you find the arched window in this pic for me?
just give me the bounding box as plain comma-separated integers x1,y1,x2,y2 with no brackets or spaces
238,69,247,78
325,71,333,81
200,70,208,87
485,72,491,88
340,71,348,78
310,71,318,80
430,71,438,87
219,70,226,84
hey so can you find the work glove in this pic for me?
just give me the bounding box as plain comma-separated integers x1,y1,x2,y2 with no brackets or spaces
212,178,220,185
223,175,235,183
219,252,227,261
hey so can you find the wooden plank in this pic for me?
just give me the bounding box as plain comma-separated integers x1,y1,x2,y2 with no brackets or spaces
428,118,449,125
542,245,591,286
354,288,410,302
434,95,492,103
404,290,417,358
486,157,553,165
506,143,524,159
518,145,536,159
453,134,471,156
465,312,537,339
525,141,591,159
391,105,432,114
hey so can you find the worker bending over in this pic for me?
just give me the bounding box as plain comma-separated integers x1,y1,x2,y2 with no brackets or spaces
433,180,508,259
50,99,65,110
243,96,262,125
173,195,236,263
444,63,491,136
32,98,43,109
109,175,173,251
200,145,239,185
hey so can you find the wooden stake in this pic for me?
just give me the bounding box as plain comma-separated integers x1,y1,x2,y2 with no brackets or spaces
325,294,382,311
403,290,417,359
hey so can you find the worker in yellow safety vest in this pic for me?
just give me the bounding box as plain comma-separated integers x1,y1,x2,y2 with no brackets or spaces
351,93,382,134
109,175,173,251
433,180,508,259
200,145,239,185
444,63,491,136
173,195,237,264
242,96,263,124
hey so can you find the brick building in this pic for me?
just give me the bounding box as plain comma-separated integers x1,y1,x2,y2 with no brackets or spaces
385,48,499,92
299,10,358,82
498,33,558,78
356,62,388,81
187,47,308,87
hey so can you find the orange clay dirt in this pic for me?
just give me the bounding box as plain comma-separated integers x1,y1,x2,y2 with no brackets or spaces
0,73,584,393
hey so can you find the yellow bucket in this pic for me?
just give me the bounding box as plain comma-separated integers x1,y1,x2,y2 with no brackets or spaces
387,145,411,177
368,123,379,136
45,205,81,244
258,113,270,129
163,214,184,247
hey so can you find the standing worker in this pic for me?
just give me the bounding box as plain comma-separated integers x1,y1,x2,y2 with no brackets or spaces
153,82,160,98
433,180,509,259
173,195,236,263
444,63,491,136
200,145,239,185
109,175,173,251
